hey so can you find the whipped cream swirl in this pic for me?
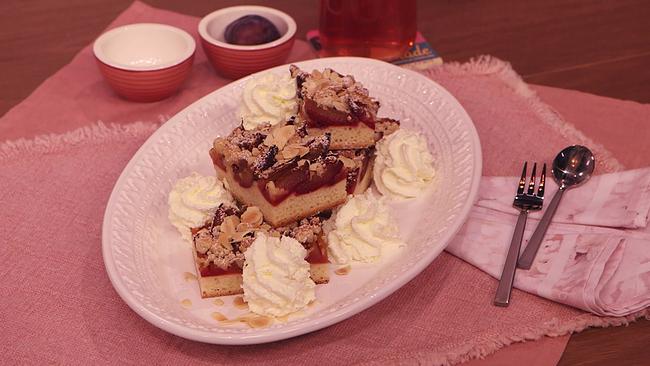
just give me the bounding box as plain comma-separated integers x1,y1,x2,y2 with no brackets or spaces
328,191,404,264
374,129,435,199
242,232,316,317
239,72,298,130
168,173,233,242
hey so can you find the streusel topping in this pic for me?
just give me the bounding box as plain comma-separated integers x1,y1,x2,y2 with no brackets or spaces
212,123,334,179
290,65,379,118
194,203,331,270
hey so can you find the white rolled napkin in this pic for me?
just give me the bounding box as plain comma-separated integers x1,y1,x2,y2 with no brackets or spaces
446,168,650,316
476,168,650,229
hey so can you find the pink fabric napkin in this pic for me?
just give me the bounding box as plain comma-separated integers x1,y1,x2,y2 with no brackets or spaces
2,2,650,366
447,169,650,316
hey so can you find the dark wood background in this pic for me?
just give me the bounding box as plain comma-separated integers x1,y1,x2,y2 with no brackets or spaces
1,0,648,364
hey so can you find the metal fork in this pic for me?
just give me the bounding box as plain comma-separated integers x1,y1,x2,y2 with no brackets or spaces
494,162,546,307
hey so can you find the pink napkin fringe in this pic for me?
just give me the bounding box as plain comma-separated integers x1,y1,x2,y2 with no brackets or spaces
423,55,624,174
369,311,650,366
0,121,159,161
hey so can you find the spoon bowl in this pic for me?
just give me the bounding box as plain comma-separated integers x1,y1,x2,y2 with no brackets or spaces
517,145,595,269
552,145,596,189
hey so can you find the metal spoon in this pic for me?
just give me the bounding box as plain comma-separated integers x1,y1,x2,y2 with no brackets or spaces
517,145,595,269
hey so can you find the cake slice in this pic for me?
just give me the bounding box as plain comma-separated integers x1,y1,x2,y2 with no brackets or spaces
210,123,350,227
291,66,380,150
192,204,330,298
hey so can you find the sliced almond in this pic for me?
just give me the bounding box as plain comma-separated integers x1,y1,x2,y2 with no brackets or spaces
180,299,192,308
217,231,233,251
241,206,264,227
263,134,276,147
231,230,252,243
335,265,351,276
213,298,225,306
194,234,213,254
339,156,357,169
183,272,197,282
282,144,310,160
247,316,273,329
272,125,296,150
211,312,227,321
233,296,248,310
220,215,240,235
308,161,325,173
236,223,251,232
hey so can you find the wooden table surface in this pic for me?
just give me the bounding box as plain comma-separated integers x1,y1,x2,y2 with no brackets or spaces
1,0,648,365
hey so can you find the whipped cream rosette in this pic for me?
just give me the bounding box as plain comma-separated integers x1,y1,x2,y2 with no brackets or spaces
242,232,316,317
374,129,435,199
327,190,405,264
168,172,234,242
239,72,298,130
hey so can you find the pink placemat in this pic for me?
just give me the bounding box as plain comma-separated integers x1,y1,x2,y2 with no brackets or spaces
1,2,649,365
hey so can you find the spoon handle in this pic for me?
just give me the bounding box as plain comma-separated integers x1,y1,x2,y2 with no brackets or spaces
517,189,565,269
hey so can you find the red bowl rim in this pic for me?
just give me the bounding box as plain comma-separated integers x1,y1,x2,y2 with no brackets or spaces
198,6,296,51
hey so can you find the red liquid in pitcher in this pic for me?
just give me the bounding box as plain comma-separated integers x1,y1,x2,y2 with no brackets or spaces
319,0,417,61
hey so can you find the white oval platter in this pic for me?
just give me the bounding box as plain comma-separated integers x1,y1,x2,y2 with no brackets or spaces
102,57,482,345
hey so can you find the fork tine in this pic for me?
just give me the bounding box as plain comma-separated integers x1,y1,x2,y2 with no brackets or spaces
537,163,546,198
517,162,527,194
527,162,537,195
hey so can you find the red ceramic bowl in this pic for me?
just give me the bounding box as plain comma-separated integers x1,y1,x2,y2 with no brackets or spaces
198,6,296,79
93,23,196,102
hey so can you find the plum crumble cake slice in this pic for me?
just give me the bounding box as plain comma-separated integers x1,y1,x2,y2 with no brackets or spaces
290,65,383,150
191,205,330,298
210,123,352,227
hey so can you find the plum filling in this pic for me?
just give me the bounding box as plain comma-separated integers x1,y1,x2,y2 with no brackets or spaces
303,98,375,129
306,238,329,264
231,158,255,188
211,124,350,206
199,263,242,277
259,156,345,205
340,148,374,193
294,157,344,194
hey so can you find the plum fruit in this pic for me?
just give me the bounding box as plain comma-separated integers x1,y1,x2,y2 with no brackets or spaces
224,15,281,45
